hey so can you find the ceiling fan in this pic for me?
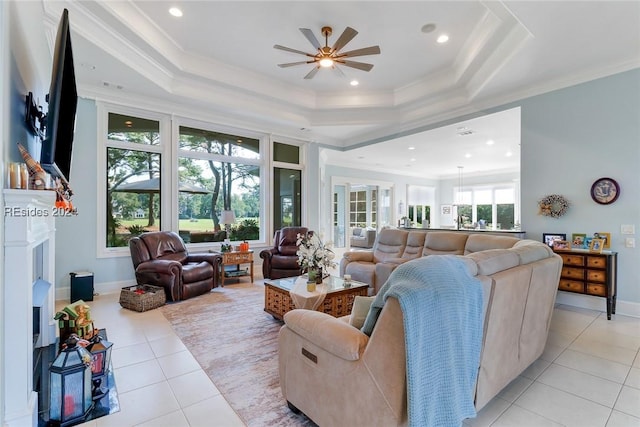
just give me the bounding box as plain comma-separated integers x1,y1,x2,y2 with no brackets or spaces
274,26,381,79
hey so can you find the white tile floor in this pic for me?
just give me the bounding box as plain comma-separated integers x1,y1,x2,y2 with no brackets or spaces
67,286,640,427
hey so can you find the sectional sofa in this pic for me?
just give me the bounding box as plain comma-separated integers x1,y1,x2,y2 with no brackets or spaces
279,229,563,425
340,228,524,293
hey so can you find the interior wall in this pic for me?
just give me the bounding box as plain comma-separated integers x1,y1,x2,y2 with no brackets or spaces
517,68,639,307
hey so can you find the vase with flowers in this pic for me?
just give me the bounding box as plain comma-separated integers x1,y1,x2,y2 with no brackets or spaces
296,232,337,289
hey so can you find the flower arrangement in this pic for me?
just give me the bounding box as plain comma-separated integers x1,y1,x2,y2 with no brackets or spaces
296,232,337,272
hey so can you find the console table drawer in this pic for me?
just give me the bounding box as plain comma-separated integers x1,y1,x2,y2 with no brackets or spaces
586,270,606,282
587,283,607,297
587,256,606,268
559,279,585,293
560,254,585,266
562,267,585,280
223,252,253,264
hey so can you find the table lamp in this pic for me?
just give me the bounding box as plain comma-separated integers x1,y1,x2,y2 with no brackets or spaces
220,210,236,241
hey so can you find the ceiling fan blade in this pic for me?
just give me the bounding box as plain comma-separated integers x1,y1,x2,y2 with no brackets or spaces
337,45,381,58
332,27,358,53
304,66,320,80
332,65,346,78
299,28,322,50
278,61,313,68
339,60,374,72
274,44,313,57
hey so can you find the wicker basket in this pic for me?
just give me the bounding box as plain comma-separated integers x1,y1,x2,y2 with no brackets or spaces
119,284,166,312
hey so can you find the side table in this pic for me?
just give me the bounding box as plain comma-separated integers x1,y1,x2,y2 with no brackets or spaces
219,250,254,286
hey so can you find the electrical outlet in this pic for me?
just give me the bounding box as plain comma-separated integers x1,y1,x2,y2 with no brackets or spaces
621,224,635,235
625,237,635,248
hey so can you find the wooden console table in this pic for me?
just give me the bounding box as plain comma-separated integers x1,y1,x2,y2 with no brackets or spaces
554,249,617,320
219,250,254,286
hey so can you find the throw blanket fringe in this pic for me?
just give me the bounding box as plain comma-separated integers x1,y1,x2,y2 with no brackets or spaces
361,255,484,427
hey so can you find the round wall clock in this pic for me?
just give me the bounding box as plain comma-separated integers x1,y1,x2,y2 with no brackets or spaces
590,177,620,205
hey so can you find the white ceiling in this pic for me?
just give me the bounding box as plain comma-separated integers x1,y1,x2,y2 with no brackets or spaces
37,1,640,178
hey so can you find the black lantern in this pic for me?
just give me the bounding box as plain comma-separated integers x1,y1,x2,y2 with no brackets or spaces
49,336,94,426
87,334,113,400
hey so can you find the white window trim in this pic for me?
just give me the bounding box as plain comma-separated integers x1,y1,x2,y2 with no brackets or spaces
96,102,172,258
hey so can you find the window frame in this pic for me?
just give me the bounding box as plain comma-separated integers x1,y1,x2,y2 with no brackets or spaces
97,103,171,258
452,182,519,229
97,103,275,257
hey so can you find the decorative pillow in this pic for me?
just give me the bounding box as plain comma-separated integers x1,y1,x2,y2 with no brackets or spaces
349,296,376,329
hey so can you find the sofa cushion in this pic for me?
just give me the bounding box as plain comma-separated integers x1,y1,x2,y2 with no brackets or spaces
349,296,376,329
401,232,426,260
464,234,519,254
512,240,554,264
373,229,408,263
422,231,468,256
465,249,520,276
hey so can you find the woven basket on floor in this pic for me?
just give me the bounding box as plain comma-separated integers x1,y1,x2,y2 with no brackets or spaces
119,284,166,312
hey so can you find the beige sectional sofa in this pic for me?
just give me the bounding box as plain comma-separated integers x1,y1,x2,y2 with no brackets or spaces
279,236,563,426
340,228,522,294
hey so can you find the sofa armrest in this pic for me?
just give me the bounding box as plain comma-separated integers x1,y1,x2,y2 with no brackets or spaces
135,259,183,275
342,251,374,263
283,309,369,361
259,248,278,260
187,252,221,268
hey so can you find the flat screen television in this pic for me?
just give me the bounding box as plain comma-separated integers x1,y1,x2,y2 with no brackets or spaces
41,8,77,185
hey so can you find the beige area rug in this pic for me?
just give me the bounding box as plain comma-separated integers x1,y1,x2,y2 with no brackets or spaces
161,281,315,427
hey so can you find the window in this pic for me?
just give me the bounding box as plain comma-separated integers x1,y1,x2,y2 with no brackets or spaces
349,190,367,227
99,104,282,255
178,126,261,243
453,184,517,230
105,112,163,248
273,141,303,231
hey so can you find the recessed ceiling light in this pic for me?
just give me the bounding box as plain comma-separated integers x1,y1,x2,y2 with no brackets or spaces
169,7,183,17
421,23,436,34
408,146,415,150
410,158,416,162
465,153,472,158
486,139,495,145
506,151,513,157
437,34,449,44
350,80,359,86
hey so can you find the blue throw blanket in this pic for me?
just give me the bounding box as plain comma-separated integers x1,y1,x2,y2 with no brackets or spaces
361,255,484,427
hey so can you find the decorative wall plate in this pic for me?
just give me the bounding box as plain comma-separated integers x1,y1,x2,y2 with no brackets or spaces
590,177,620,205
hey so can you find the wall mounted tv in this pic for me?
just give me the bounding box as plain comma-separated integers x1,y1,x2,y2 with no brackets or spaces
41,8,77,185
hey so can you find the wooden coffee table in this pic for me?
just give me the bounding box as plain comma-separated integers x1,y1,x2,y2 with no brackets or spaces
264,275,369,321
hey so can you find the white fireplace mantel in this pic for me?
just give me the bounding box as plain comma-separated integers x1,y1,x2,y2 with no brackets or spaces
3,189,56,427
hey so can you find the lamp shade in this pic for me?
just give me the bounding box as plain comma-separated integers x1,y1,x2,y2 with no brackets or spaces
220,210,236,225
49,336,94,426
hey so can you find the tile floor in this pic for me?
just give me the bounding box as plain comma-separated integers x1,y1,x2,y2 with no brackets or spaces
67,283,640,427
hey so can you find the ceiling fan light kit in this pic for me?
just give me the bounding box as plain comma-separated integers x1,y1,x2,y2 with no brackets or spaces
274,26,381,79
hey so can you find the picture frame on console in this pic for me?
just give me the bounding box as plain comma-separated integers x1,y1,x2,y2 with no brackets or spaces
589,238,604,253
543,233,566,247
553,240,571,250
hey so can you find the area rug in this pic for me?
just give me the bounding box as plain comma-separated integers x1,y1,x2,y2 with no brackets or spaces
161,281,315,427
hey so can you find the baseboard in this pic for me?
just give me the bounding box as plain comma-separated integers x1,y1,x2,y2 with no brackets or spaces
556,291,640,318
55,279,136,302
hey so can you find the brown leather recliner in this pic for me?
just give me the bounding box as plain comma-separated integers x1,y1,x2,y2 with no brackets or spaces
129,231,221,301
260,227,309,279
